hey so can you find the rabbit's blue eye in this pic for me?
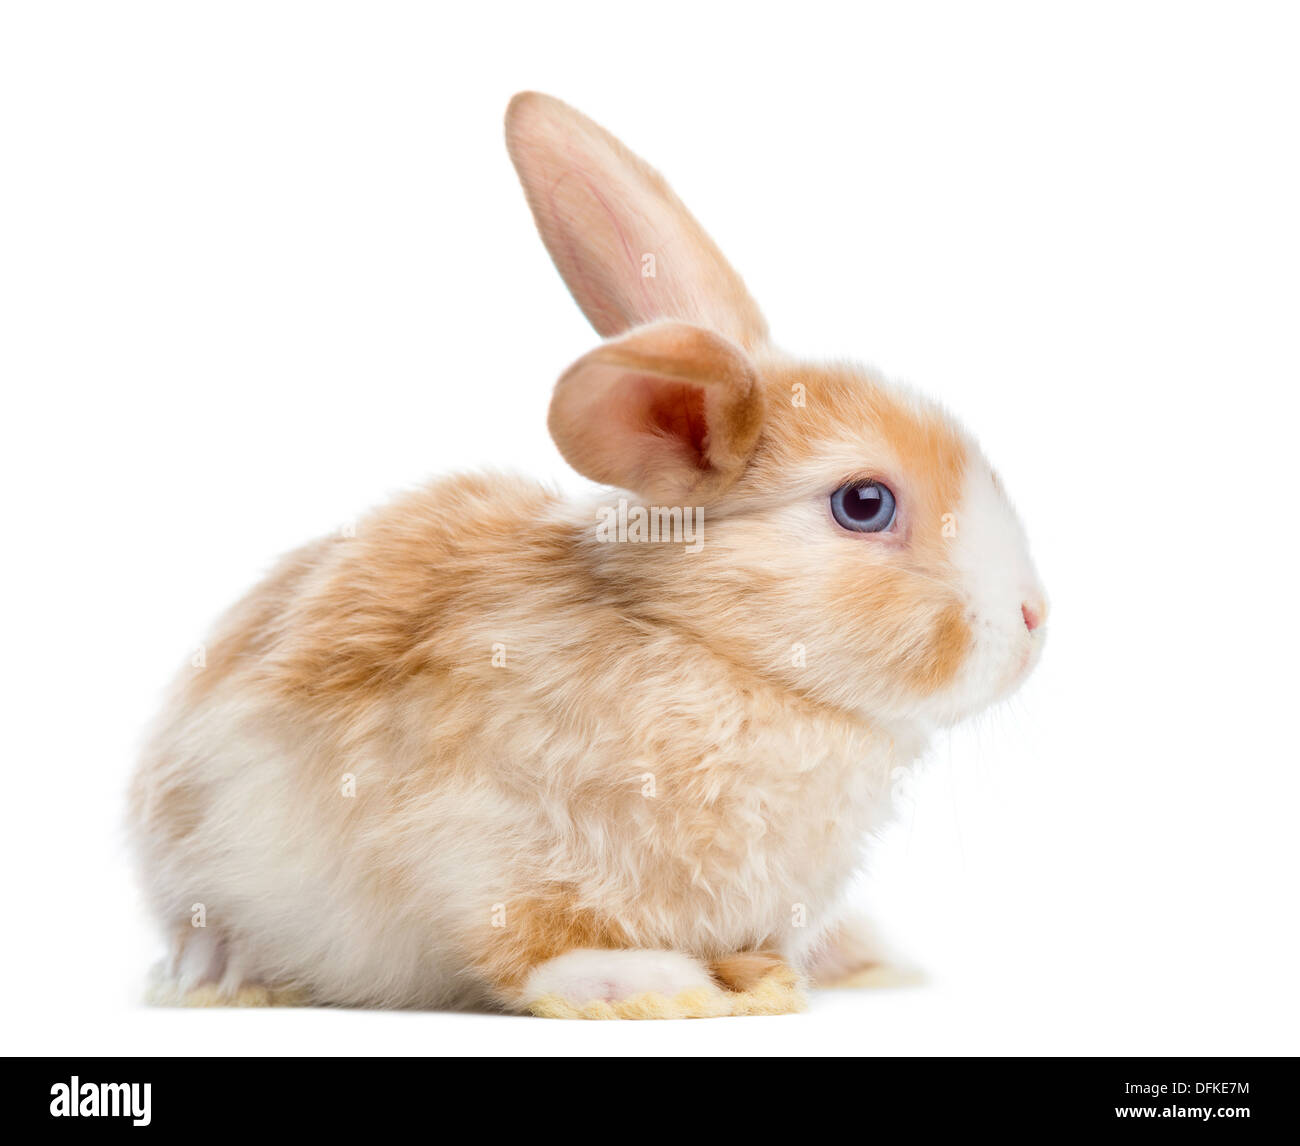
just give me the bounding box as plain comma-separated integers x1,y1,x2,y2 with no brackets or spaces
830,481,896,533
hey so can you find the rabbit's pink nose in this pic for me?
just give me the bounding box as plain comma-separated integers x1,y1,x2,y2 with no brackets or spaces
1021,602,1042,632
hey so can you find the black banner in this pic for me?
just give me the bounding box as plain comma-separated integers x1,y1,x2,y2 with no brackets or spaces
8,1056,1293,1132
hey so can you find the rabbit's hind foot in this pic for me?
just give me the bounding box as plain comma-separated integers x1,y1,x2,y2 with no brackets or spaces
523,948,805,1019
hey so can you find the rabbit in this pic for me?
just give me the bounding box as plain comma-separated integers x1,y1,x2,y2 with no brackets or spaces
128,91,1047,1018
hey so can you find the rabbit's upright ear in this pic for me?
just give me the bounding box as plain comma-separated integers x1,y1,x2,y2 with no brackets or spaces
506,92,769,350
549,321,763,503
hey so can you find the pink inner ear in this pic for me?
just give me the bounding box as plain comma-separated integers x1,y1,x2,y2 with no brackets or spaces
545,167,649,336
629,375,711,470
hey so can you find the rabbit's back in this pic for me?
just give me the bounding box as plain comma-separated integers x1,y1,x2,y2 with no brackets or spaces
128,473,582,1007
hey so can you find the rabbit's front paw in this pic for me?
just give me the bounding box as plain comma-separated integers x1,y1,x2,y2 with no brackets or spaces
523,948,805,1019
806,914,924,989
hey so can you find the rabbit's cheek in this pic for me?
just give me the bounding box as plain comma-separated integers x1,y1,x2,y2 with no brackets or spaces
903,600,971,696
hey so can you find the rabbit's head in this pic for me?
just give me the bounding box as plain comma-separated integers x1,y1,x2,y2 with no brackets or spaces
507,93,1046,726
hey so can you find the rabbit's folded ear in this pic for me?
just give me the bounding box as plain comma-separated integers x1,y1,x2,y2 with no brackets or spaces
505,92,769,351
549,321,764,503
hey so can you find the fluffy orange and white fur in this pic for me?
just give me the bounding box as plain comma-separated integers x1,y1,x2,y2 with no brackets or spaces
129,93,1047,1017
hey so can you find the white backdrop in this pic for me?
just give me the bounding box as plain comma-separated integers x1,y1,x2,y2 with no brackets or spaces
2,1,1297,1055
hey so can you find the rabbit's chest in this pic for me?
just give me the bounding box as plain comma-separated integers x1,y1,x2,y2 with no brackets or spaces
603,714,924,950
